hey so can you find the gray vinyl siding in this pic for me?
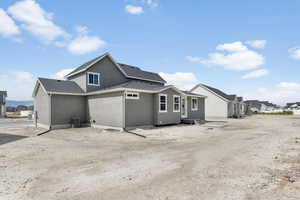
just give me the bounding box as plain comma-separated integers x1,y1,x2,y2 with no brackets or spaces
86,57,128,92
34,85,50,126
67,56,128,93
154,89,181,125
0,105,5,117
87,92,124,128
69,73,87,92
125,93,154,127
0,94,5,105
51,95,87,125
228,102,236,117
187,97,205,120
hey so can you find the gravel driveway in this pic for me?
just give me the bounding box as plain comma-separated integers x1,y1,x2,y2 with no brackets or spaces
0,115,300,200
0,118,33,128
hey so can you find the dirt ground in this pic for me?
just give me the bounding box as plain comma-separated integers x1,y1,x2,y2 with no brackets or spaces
1,115,300,200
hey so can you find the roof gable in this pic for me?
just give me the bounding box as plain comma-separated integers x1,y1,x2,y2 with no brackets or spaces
191,84,231,102
66,53,166,84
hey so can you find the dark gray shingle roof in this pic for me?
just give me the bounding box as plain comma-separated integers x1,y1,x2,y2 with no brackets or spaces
201,84,234,101
237,97,243,102
286,102,300,107
245,100,260,103
245,100,276,107
92,80,171,93
66,54,106,77
118,63,166,83
65,53,166,83
227,94,237,101
38,78,84,94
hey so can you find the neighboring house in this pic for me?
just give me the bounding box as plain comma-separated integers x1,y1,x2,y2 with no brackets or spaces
285,102,300,110
237,97,246,117
0,91,7,117
32,53,206,130
244,100,277,113
190,84,243,118
244,100,264,113
6,106,16,112
16,105,28,112
260,101,276,111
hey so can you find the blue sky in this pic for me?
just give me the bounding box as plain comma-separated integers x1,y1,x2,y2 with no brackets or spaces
0,0,300,105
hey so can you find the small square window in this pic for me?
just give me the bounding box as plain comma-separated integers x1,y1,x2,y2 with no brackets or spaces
88,72,100,86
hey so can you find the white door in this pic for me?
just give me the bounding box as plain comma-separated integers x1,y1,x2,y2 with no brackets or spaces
181,97,187,118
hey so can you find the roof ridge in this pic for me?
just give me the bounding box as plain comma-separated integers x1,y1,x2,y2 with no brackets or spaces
66,52,109,77
38,77,75,82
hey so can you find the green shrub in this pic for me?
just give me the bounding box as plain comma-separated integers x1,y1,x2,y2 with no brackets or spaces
257,111,293,115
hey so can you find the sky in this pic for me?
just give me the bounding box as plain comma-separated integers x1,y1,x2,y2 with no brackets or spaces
0,0,300,105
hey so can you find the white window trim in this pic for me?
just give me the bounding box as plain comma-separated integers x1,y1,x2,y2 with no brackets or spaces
173,95,180,112
87,72,100,86
191,97,198,111
126,92,140,99
159,94,168,113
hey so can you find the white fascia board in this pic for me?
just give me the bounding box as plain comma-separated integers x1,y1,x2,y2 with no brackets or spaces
66,53,110,78
32,79,49,98
158,86,187,96
47,86,206,97
191,84,229,102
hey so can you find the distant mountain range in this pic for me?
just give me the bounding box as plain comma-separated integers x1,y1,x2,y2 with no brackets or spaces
6,100,34,107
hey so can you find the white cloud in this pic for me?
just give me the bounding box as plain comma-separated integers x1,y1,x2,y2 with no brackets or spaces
206,51,264,70
246,40,266,49
242,69,269,79
8,0,69,42
68,36,106,54
187,41,265,71
5,1,106,53
216,41,248,52
0,8,20,37
75,25,88,35
140,0,158,8
67,26,106,54
125,5,144,15
277,82,300,90
0,71,35,100
51,68,75,80
288,47,300,60
159,72,199,90
185,56,205,64
243,82,300,105
54,41,66,47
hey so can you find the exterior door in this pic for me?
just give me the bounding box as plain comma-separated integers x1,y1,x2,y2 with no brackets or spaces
181,97,187,118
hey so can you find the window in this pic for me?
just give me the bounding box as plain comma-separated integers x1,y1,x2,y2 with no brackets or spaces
173,95,180,112
191,97,198,111
159,94,167,112
126,92,139,99
87,72,100,86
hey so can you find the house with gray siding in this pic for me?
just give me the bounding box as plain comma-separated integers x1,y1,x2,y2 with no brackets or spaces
33,53,206,130
245,100,277,113
0,91,7,117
